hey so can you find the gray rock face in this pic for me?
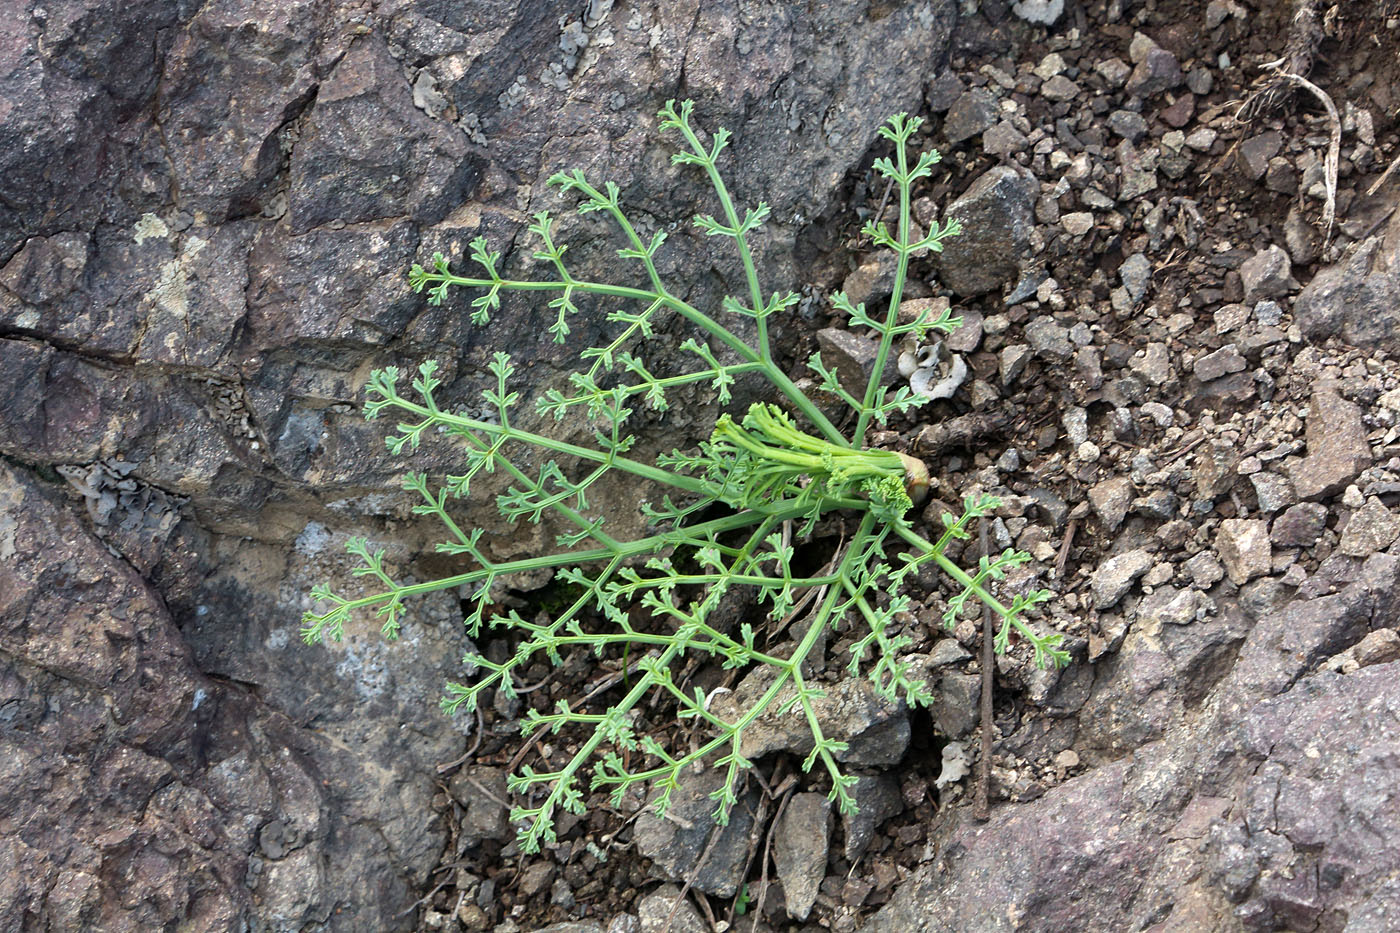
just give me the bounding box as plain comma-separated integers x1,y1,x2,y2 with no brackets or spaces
841,774,904,861
1238,244,1296,304
1288,386,1373,501
1193,344,1246,382
1296,207,1400,350
934,166,1038,298
710,667,911,768
0,463,451,932
1125,46,1181,97
633,768,761,898
869,556,1400,933
943,88,999,144
774,794,831,920
288,37,478,234
0,0,960,928
1091,549,1153,608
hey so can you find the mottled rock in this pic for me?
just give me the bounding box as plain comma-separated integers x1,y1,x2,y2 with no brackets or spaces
1353,629,1400,667
1062,211,1094,236
1339,497,1400,557
1095,57,1131,88
1192,344,1246,382
1272,502,1329,548
636,886,706,933
1194,439,1240,499
1089,476,1134,532
1119,253,1152,305
1126,47,1182,97
1216,519,1271,585
943,88,999,144
1107,110,1149,143
1141,401,1174,427
1092,549,1153,608
1,2,971,929
1226,662,1400,929
935,166,1037,298
289,39,477,233
0,462,455,931
160,0,321,222
842,774,904,861
982,120,1029,156
1239,245,1296,304
1040,75,1080,102
1025,317,1073,362
1184,551,1226,588
1295,208,1400,351
1288,387,1373,500
1138,585,1201,627
869,558,1400,933
1249,471,1297,514
774,794,831,919
1129,343,1173,386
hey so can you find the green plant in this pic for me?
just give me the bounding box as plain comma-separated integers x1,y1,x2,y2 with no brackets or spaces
302,101,1067,854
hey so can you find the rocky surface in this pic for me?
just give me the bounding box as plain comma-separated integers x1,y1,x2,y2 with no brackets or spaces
0,0,961,929
870,557,1400,933
4,0,1400,930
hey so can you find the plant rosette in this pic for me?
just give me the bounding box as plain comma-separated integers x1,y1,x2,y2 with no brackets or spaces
303,101,1067,854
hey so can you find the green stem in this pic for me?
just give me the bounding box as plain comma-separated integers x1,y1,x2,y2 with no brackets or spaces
423,269,845,445
854,132,913,443
389,395,714,496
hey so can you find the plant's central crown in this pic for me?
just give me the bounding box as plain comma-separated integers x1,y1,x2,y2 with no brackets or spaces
710,403,913,518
